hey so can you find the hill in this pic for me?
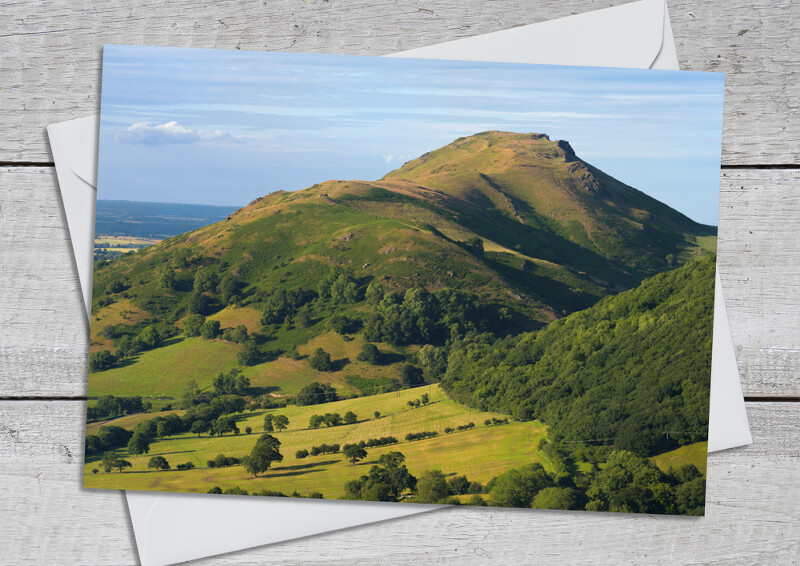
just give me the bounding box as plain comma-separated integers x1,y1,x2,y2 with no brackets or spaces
89,131,716,404
441,255,715,457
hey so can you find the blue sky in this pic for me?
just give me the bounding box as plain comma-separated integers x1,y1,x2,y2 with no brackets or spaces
98,45,725,225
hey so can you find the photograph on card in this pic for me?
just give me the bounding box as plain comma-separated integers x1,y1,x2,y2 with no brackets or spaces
84,45,723,515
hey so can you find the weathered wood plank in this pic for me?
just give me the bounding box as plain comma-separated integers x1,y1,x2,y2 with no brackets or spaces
0,400,797,564
2,167,798,397
0,0,798,164
717,169,800,396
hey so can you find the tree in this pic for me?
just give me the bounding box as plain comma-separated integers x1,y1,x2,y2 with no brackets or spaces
373,411,381,420
344,451,415,501
309,348,333,371
200,320,221,339
138,325,161,350
237,339,260,366
102,452,132,473
219,275,241,305
418,345,447,380
308,414,323,429
105,280,125,294
585,451,674,514
242,434,283,477
171,248,192,269
329,314,358,335
365,281,384,305
297,382,338,406
399,364,424,387
245,426,252,435
88,350,116,373
263,413,275,432
356,343,381,365
343,444,367,465
207,486,223,494
114,335,140,359
159,267,177,290
415,470,451,503
190,420,210,437
229,325,249,343
295,309,312,329
147,456,171,471
273,414,289,432
213,368,250,395
127,431,151,455
343,411,358,425
193,267,219,293
464,236,484,256
420,393,429,405
323,413,342,427
532,487,582,510
447,475,470,495
295,449,309,459
467,495,488,506
156,419,171,439
489,463,553,508
185,291,208,315
212,415,239,437
184,314,205,337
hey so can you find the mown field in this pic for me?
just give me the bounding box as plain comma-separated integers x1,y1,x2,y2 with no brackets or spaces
83,384,551,498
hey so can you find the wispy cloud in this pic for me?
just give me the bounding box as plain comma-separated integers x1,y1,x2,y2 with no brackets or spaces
114,121,231,145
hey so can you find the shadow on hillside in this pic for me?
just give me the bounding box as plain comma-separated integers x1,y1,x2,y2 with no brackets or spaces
267,459,340,478
378,351,406,365
331,357,350,372
161,336,185,347
248,386,280,396
115,335,186,369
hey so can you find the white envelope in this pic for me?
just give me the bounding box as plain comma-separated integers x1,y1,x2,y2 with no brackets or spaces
48,1,751,564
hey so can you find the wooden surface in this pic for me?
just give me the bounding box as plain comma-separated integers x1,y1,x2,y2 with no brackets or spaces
0,1,798,564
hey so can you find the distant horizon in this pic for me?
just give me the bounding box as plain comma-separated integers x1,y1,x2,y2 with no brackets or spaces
98,46,725,225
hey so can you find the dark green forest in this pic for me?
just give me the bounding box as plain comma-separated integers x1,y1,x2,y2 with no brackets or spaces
442,255,715,456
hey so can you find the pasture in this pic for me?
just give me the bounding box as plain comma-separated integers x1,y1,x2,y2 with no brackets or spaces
83,384,551,498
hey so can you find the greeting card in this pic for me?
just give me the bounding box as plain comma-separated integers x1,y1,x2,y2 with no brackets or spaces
84,45,723,515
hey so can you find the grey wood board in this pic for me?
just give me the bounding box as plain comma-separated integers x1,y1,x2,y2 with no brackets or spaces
1,167,798,397
0,0,798,165
0,400,797,565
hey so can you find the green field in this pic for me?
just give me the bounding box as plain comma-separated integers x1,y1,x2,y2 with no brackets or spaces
88,337,240,397
84,384,550,497
651,441,708,477
90,329,417,400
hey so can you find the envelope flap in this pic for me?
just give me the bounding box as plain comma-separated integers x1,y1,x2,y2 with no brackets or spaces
388,0,666,69
48,115,99,186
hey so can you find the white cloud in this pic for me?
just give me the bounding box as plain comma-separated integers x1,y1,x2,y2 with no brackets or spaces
114,121,230,145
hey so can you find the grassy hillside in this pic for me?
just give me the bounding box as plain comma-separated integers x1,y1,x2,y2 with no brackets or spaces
88,337,240,397
652,442,708,477
90,131,716,351
84,385,550,497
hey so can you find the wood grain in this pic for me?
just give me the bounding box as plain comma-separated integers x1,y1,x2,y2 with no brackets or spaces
1,2,798,563
2,167,798,397
0,0,798,164
0,400,797,564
